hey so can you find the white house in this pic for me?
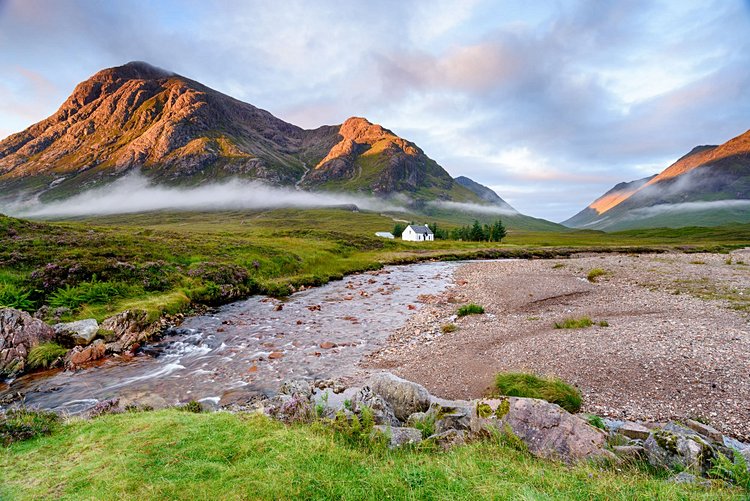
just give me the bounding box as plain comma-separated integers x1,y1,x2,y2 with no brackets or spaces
402,224,434,242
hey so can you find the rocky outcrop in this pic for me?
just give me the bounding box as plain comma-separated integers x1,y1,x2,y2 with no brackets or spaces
54,318,98,346
372,425,422,448
643,423,718,475
0,308,55,376
101,309,158,353
66,339,106,368
471,397,608,462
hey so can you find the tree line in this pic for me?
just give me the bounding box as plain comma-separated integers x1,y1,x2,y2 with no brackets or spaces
393,220,506,242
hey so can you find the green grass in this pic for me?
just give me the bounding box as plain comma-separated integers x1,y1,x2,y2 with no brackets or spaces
0,408,60,447
25,342,68,370
554,317,595,329
494,372,583,413
457,303,485,317
2,210,749,327
441,323,458,333
0,409,736,500
587,268,607,282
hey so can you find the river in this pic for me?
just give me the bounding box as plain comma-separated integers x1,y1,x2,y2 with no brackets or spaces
0,261,457,414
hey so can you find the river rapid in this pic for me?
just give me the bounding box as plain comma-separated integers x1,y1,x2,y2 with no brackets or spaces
0,261,458,414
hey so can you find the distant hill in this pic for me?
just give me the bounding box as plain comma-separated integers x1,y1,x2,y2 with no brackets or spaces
563,130,750,230
454,176,516,211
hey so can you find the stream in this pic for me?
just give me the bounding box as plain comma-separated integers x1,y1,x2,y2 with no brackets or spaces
0,261,458,414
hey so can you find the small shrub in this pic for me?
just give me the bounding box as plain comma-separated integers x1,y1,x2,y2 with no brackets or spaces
1,408,60,446
48,279,128,310
0,283,35,312
708,449,750,491
494,372,582,413
586,414,606,430
552,263,565,269
598,320,609,327
409,414,436,439
554,317,594,329
26,342,68,370
441,323,457,333
689,260,706,265
587,268,607,282
457,303,484,317
178,400,204,413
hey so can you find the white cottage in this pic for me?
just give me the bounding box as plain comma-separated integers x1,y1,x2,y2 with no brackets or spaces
402,224,434,242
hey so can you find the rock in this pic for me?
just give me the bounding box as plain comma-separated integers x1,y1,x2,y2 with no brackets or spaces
470,397,608,462
268,351,284,359
686,419,723,444
429,399,472,434
101,309,158,353
618,421,652,441
119,390,169,410
372,425,423,448
643,424,717,475
669,472,711,487
54,318,99,346
280,379,314,399
0,307,55,376
319,341,337,349
66,339,106,368
352,386,399,426
612,445,645,460
428,429,467,451
368,372,431,422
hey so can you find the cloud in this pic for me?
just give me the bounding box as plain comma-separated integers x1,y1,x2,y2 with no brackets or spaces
625,200,750,219
5,172,406,217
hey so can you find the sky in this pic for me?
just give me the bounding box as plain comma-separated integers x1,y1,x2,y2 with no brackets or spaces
0,0,749,221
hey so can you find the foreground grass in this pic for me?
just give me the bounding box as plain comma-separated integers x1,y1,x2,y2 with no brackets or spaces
0,410,737,500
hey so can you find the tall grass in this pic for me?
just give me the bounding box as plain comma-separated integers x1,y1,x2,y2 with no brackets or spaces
26,342,68,370
494,372,582,413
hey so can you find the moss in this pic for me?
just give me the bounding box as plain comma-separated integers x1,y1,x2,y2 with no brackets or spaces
495,398,510,419
653,430,679,455
476,402,493,419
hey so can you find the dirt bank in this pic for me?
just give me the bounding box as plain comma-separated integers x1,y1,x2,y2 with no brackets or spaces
365,250,750,440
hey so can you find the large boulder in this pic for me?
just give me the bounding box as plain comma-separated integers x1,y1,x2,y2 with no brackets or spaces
352,386,399,426
470,397,608,462
0,308,55,376
643,423,718,475
368,372,431,422
54,318,99,346
101,309,158,353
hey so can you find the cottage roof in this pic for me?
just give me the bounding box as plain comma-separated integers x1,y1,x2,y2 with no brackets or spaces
407,224,433,235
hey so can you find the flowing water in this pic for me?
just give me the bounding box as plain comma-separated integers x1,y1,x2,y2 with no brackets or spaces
1,261,457,414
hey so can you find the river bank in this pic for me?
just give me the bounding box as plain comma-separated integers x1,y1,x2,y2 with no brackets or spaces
365,250,750,440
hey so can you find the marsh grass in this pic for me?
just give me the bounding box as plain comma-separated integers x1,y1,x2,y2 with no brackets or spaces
587,268,607,282
554,317,594,329
494,372,582,413
25,342,68,370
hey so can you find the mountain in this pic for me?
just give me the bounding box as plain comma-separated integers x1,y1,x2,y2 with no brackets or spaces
454,176,516,211
563,130,750,231
0,61,483,206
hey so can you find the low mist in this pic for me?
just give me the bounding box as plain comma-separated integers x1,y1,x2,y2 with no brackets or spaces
626,199,750,219
5,173,407,217
427,200,517,216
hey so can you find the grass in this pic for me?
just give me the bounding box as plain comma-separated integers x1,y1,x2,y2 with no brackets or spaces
554,316,594,329
25,342,68,370
0,408,60,447
0,409,737,500
494,372,583,413
441,323,458,333
587,268,607,282
457,303,485,317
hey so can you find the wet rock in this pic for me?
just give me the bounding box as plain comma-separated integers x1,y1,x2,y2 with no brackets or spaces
66,339,106,368
686,419,723,444
619,421,652,441
102,309,158,353
368,372,431,422
643,423,717,475
280,379,314,399
54,318,99,346
372,425,422,448
119,391,169,410
428,429,467,451
612,445,645,460
352,386,399,426
470,397,608,462
0,307,55,376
